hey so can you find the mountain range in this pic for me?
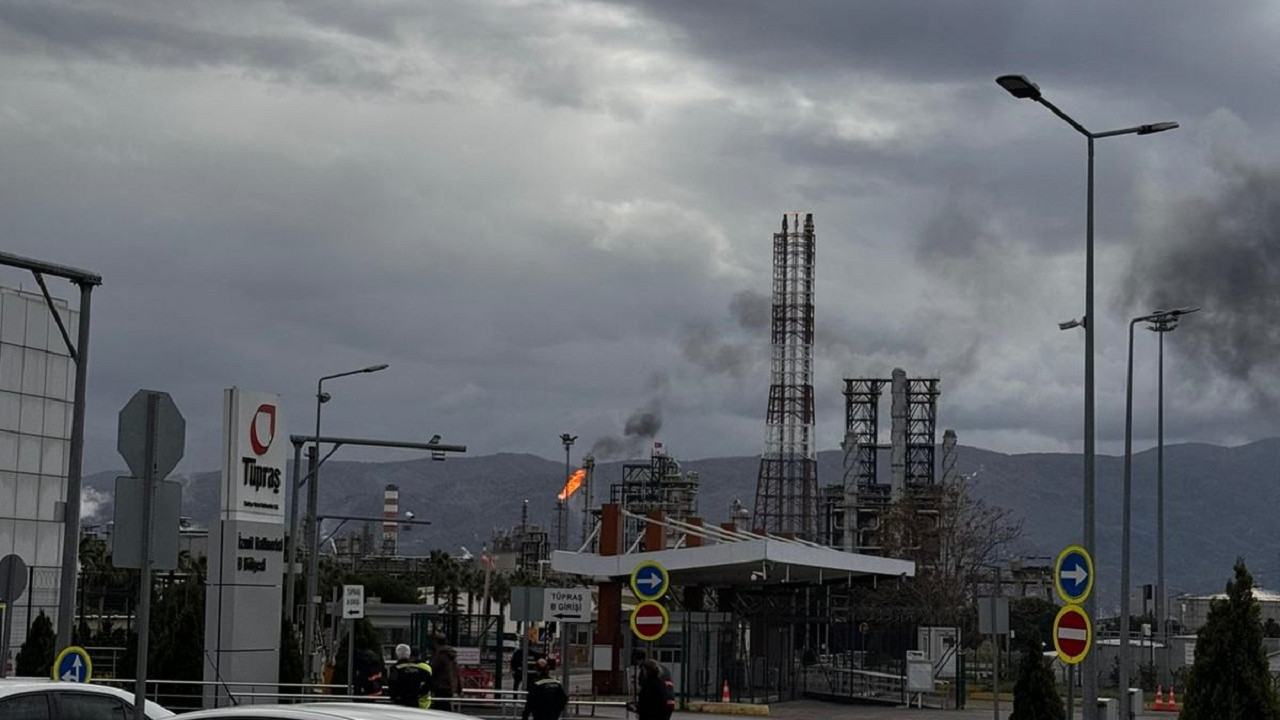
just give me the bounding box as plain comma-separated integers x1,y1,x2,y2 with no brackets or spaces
79,439,1280,610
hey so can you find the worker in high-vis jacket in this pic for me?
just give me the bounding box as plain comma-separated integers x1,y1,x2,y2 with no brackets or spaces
388,644,433,709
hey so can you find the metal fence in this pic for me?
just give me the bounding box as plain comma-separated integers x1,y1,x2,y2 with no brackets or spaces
93,679,625,718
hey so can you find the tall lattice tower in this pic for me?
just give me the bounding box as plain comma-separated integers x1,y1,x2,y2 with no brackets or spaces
753,212,818,538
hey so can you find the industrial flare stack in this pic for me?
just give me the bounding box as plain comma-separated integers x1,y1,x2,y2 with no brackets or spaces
752,212,819,540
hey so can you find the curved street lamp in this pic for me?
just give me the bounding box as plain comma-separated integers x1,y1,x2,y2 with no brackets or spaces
300,363,389,678
1123,308,1198,695
997,74,1178,719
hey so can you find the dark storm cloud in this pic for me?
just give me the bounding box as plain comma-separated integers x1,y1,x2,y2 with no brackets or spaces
5,0,1279,474
1124,158,1280,400
917,192,995,262
603,0,1275,119
679,290,771,378
729,290,770,331
680,323,754,378
0,1,405,90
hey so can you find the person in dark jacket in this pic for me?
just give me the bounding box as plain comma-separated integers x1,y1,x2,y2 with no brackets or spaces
522,659,568,720
511,646,524,691
388,643,433,709
352,647,385,699
430,632,463,712
633,659,675,720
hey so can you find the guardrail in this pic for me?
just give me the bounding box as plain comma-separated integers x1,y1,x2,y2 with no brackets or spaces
93,679,628,718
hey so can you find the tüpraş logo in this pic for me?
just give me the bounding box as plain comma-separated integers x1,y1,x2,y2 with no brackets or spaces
249,404,277,456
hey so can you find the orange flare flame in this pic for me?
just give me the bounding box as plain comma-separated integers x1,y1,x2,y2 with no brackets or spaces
558,468,587,501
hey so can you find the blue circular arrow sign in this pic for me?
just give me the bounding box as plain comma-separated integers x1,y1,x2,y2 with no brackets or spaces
53,646,93,683
630,561,669,601
1055,545,1094,604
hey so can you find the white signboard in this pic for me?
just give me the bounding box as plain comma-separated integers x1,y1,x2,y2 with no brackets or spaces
220,388,288,522
543,587,591,623
905,651,933,693
455,647,481,665
343,585,365,619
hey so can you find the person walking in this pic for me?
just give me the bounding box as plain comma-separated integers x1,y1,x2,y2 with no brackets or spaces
430,632,463,712
512,645,544,691
633,659,675,720
388,644,433,709
522,659,569,720
511,646,525,691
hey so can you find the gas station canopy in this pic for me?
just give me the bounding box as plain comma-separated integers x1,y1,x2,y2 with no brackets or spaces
551,537,915,588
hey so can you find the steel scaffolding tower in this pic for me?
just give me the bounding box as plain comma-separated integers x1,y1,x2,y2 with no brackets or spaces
842,379,886,490
753,212,818,538
905,378,940,488
834,371,941,555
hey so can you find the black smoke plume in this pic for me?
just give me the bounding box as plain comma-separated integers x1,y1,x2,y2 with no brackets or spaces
590,376,667,460
1124,159,1280,401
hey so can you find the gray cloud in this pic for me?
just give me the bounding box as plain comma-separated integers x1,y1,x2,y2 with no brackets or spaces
1124,157,1280,400
1,0,1277,480
729,290,770,331
679,290,772,379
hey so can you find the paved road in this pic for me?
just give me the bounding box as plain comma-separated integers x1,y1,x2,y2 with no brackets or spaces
678,701,1010,720
666,700,1171,720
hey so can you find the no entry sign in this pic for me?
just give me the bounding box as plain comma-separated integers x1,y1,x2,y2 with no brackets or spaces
1053,604,1092,664
630,601,669,642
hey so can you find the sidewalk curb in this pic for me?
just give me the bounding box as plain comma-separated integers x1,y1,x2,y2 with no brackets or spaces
685,701,770,716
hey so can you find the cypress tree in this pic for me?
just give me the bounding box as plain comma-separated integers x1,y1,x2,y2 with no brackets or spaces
279,619,305,692
1181,558,1280,720
1010,630,1065,720
15,610,56,678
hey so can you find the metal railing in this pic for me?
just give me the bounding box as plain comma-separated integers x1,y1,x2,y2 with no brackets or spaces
93,679,628,717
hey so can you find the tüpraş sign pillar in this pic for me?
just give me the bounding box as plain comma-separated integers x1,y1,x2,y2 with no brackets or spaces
203,389,287,707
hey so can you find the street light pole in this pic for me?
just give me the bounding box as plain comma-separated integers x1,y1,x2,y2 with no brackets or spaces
301,363,388,680
1145,310,1196,685
1122,308,1197,717
992,566,1001,720
996,74,1177,720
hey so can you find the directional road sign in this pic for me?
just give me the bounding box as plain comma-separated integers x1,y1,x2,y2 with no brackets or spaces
53,646,93,683
1053,604,1092,665
630,601,669,642
543,587,591,623
343,585,365,619
118,390,185,480
630,561,668,601
1055,544,1094,604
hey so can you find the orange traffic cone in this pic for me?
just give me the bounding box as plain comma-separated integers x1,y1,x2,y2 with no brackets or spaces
1167,686,1178,712
1153,686,1166,711
721,679,730,702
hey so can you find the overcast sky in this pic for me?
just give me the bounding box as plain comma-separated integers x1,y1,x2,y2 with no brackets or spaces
4,0,1280,475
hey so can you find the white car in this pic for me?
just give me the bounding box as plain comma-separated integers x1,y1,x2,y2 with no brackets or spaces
0,679,175,719
178,703,480,720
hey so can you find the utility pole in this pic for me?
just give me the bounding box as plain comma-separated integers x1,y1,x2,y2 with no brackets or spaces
559,433,576,691
559,434,576,551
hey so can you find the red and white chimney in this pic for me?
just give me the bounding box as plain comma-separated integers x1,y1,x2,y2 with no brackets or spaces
382,484,399,555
